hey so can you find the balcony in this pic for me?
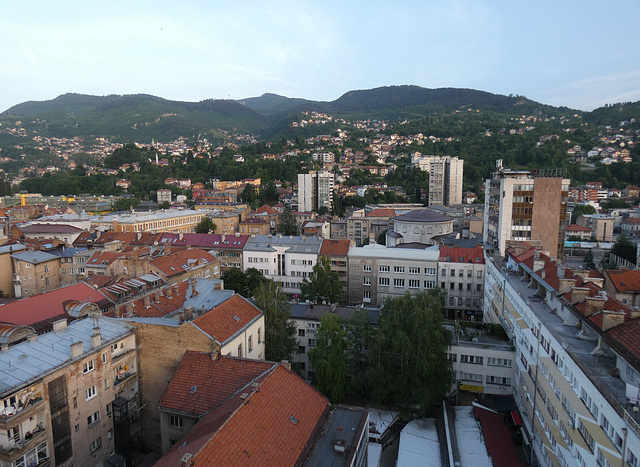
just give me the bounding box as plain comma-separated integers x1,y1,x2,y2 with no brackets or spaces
0,427,47,464
114,371,137,388
0,396,44,430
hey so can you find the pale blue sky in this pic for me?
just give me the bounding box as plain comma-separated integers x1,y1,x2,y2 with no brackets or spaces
2,0,639,113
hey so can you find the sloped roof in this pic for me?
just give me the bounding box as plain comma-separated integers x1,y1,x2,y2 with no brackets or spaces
366,208,395,218
0,283,110,332
605,270,640,293
150,249,217,278
155,364,329,467
438,245,485,264
19,224,83,234
158,352,275,416
319,239,352,256
566,224,592,232
623,217,640,225
191,294,262,345
158,233,248,250
394,209,452,223
11,250,58,264
255,205,278,215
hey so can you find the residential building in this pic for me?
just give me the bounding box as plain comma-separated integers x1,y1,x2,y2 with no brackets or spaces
11,250,61,298
17,224,85,245
319,239,353,303
158,232,248,271
621,217,640,237
347,244,439,306
156,189,172,204
0,244,27,297
0,317,139,467
577,214,614,242
565,224,593,241
483,166,569,258
412,155,463,205
238,217,270,235
603,269,640,307
297,170,334,212
149,249,220,284
110,209,207,234
242,235,323,297
154,361,368,467
484,243,640,467
438,246,485,321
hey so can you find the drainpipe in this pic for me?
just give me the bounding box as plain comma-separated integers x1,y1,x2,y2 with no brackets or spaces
621,428,627,467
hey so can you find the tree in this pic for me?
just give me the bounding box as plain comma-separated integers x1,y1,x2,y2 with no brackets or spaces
254,280,297,362
602,198,632,209
245,268,267,297
377,230,388,245
300,256,343,304
571,204,597,224
277,208,297,236
194,216,216,234
308,313,347,403
583,249,596,270
611,235,637,264
221,267,265,297
240,184,259,209
112,197,139,212
344,308,373,397
369,290,451,414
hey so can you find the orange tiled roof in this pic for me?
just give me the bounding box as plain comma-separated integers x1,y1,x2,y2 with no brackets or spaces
192,294,262,344
150,248,217,277
605,270,640,292
439,245,485,264
156,364,329,467
366,208,395,218
319,239,352,256
107,281,190,318
255,205,277,215
566,224,592,232
158,352,275,416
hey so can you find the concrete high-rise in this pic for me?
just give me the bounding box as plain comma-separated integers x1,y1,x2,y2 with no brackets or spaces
483,165,569,259
412,155,463,206
297,170,334,212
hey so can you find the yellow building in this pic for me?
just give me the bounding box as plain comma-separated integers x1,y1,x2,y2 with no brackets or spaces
112,210,205,234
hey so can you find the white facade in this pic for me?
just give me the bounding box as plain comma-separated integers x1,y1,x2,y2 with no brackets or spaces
412,155,463,206
449,339,515,396
297,171,334,213
220,315,265,361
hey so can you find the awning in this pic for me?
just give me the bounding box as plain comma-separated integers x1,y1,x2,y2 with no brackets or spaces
511,410,522,426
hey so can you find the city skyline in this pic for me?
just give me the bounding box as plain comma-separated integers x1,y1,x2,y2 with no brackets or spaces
2,1,640,114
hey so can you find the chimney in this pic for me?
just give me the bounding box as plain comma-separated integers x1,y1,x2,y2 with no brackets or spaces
631,307,640,320
154,291,162,303
126,302,134,314
166,287,173,299
137,232,142,240
179,232,183,241
91,327,101,348
178,310,186,323
585,297,607,317
53,319,68,332
570,287,590,304
221,234,226,242
173,284,180,295
70,341,83,358
602,310,626,331
280,360,291,371
27,334,37,342
558,278,576,295
190,278,198,296
184,306,194,321
143,296,151,308
215,281,223,290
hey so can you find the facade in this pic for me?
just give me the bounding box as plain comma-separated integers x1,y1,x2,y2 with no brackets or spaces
603,269,640,307
297,170,335,212
0,244,27,298
483,168,569,258
0,317,139,467
11,251,60,298
438,246,485,321
485,244,640,467
386,209,454,247
565,224,593,241
158,233,248,272
156,189,172,204
347,244,439,306
428,156,464,206
621,217,640,237
110,209,206,234
242,235,323,297
577,214,614,242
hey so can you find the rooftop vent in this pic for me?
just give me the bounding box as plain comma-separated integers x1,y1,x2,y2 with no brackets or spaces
290,415,298,425
190,385,197,394
233,316,240,322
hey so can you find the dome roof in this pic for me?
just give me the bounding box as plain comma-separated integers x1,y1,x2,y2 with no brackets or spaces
394,209,452,223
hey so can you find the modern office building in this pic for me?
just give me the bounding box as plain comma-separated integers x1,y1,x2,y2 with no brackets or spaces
483,165,569,259
297,170,335,212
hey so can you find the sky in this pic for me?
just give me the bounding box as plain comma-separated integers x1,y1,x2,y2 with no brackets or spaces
2,0,640,113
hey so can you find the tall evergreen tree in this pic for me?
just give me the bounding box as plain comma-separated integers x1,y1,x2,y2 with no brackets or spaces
254,280,297,362
300,256,343,304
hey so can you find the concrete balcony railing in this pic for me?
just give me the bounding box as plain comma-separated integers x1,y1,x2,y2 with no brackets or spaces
0,397,45,430
0,426,47,464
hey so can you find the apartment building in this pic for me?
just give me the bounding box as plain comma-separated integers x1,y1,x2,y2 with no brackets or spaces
412,155,463,206
110,209,206,234
11,251,61,298
485,244,640,467
438,246,485,321
483,166,569,259
0,317,139,467
347,244,439,306
297,170,334,212
242,235,323,296
577,214,614,242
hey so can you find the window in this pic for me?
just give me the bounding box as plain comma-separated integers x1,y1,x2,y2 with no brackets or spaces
459,270,463,277
379,277,390,286
298,329,306,337
458,283,463,290
476,284,482,292
238,343,242,358
450,283,455,290
85,385,97,401
487,357,512,367
394,266,405,273
393,278,405,287
425,268,436,275
309,339,316,347
486,376,511,385
363,276,372,286
379,265,389,272
441,269,446,276
409,267,420,274
258,327,262,344
363,290,371,300
298,345,306,354
409,279,420,289
424,281,435,289
102,353,108,364
447,353,457,362
83,360,95,374
248,335,253,352
450,269,456,276
467,270,472,277
104,378,110,389
106,403,111,416
87,411,99,426
363,265,372,272
170,415,183,428
89,437,102,452
477,270,483,278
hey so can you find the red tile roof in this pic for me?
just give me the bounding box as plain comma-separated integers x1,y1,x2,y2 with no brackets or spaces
0,283,110,332
473,404,525,467
107,282,191,318
156,364,329,467
604,270,640,292
255,205,278,215
566,224,592,232
150,249,218,278
319,239,352,256
366,208,395,218
623,218,640,225
158,352,275,416
192,294,263,344
159,233,248,250
438,245,485,264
